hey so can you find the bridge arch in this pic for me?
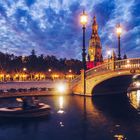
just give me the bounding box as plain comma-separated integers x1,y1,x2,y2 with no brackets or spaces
91,74,133,96
85,71,135,96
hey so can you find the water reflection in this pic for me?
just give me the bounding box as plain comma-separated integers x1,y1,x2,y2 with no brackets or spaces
82,97,87,140
114,134,126,140
92,95,139,140
127,90,140,110
57,96,65,128
57,96,65,114
0,95,139,140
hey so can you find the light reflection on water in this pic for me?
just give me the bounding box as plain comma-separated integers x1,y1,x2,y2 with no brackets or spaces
0,94,139,140
57,96,65,114
57,96,65,127
127,90,140,110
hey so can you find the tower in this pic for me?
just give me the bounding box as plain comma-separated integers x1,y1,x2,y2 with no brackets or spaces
87,16,103,69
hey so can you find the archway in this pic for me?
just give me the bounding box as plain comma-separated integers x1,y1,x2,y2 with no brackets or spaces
92,75,133,96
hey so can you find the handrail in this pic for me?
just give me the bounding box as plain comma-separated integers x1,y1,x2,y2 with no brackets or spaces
86,61,113,77
86,61,112,73
86,58,140,76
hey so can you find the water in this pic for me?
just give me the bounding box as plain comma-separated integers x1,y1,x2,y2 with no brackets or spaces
0,93,139,140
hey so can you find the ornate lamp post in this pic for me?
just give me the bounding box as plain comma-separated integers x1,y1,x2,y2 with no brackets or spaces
80,10,88,96
116,24,122,60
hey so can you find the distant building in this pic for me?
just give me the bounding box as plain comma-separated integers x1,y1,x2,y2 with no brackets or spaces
87,16,103,69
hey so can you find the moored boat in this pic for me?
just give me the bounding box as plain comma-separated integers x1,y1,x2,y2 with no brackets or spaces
0,98,51,118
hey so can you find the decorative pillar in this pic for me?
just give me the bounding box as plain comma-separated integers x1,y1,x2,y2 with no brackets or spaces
81,69,86,95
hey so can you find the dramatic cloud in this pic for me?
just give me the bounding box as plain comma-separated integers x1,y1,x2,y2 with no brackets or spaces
0,0,139,59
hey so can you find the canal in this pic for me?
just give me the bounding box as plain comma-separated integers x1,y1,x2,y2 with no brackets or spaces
0,91,139,140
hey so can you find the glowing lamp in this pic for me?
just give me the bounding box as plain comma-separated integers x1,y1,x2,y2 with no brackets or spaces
116,24,122,36
23,67,27,71
80,10,88,26
48,69,52,72
6,74,10,78
57,83,66,93
107,50,111,56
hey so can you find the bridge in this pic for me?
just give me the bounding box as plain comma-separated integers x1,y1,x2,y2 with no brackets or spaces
71,58,140,96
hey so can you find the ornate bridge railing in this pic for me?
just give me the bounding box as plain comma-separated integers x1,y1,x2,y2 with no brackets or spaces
86,58,140,77
71,58,140,87
85,61,113,77
114,58,140,70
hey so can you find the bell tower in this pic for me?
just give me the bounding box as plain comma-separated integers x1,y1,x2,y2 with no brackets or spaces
87,16,103,69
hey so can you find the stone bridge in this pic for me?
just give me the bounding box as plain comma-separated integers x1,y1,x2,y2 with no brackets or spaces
71,58,140,96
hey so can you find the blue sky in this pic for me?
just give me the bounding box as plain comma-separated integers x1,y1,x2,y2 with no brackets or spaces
0,0,139,59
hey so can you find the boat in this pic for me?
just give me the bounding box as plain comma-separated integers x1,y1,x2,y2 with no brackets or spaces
0,97,51,118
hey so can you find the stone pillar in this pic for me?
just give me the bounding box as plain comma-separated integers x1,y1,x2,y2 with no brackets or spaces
81,69,85,94
111,58,115,71
111,51,116,71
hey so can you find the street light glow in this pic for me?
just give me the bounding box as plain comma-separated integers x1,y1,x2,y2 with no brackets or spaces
127,60,130,63
80,10,88,26
57,83,67,93
107,50,111,57
116,24,122,36
23,67,27,71
48,68,52,72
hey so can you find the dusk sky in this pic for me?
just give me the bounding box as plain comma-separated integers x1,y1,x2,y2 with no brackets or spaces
0,0,139,59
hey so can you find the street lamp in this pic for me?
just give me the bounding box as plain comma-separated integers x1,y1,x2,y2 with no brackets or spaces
69,69,72,73
48,68,52,72
107,50,111,60
80,10,88,96
23,67,27,72
116,24,122,60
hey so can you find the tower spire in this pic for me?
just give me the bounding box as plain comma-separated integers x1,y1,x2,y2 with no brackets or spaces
93,16,97,24
92,16,98,33
87,15,103,69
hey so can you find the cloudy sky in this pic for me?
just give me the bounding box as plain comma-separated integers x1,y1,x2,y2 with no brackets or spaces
0,0,139,59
